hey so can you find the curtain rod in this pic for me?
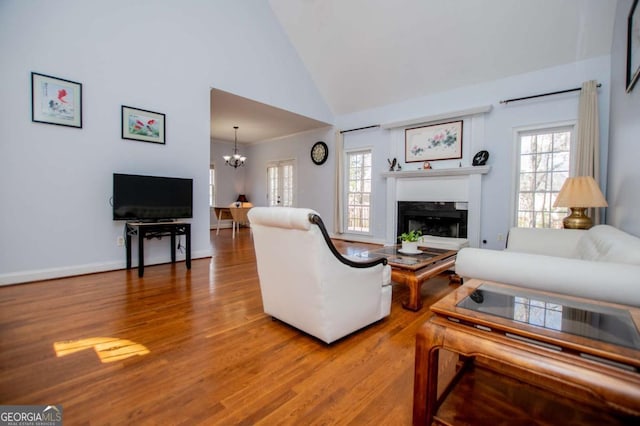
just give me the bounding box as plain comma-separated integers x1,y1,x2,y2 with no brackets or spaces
340,124,380,134
499,83,601,105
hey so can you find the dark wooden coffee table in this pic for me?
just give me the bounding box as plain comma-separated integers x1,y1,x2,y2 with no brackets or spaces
413,279,640,424
357,245,458,311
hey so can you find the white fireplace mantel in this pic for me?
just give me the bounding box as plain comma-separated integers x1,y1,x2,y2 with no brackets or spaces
381,165,490,179
383,166,491,248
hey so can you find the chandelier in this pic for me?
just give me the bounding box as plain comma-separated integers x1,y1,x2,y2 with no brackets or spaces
223,126,246,168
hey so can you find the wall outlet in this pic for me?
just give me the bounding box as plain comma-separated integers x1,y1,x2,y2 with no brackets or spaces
116,236,125,246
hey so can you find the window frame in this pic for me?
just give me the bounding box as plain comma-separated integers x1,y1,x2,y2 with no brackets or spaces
511,121,576,229
343,148,373,235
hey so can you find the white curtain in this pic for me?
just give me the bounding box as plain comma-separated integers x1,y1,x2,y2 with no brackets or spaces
334,129,344,234
575,80,602,224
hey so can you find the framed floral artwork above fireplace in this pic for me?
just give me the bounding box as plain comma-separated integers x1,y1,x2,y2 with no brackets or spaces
405,120,463,162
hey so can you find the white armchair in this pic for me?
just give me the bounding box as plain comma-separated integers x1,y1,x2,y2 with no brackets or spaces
248,207,392,343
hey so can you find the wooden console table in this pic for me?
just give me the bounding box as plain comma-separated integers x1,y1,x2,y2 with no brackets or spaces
413,279,640,424
125,221,191,277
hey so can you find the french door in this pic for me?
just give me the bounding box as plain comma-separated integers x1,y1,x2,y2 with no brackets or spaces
267,159,295,207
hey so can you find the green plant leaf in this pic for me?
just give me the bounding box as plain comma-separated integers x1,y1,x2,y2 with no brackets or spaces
399,229,422,242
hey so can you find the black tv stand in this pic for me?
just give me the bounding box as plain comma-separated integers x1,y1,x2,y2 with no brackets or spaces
125,221,191,277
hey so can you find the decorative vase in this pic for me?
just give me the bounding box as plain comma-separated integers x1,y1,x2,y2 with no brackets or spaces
401,241,418,253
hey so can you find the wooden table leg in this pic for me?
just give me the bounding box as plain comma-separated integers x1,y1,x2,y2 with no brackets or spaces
125,225,132,270
404,275,422,311
138,227,145,278
391,270,422,311
185,223,191,269
413,319,446,425
391,257,457,311
170,229,176,263
216,210,222,235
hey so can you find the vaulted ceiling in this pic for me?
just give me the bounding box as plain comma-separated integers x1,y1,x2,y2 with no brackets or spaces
210,88,330,144
212,0,617,143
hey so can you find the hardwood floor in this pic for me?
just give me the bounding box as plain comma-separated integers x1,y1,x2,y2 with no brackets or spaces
0,228,456,425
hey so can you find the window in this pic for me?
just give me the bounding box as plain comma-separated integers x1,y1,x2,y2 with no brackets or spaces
514,297,562,331
515,126,573,228
346,150,372,233
209,165,215,207
267,160,295,207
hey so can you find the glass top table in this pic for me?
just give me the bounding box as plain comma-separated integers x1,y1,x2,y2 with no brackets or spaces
414,279,640,424
355,245,456,271
457,284,640,350
429,279,640,367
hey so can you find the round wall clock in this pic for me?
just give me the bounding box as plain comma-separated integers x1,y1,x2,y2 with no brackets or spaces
311,141,328,165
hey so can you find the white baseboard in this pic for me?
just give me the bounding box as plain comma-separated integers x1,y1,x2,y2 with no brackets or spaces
0,249,213,286
210,222,233,230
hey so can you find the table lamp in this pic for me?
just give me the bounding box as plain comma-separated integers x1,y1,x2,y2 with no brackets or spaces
235,194,251,207
553,176,607,229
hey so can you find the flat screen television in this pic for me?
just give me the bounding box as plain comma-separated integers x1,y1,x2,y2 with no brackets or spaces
113,173,193,221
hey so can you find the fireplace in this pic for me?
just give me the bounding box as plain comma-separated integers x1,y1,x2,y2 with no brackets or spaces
384,166,488,247
397,201,468,239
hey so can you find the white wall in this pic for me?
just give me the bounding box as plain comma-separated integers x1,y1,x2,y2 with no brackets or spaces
336,56,612,248
244,127,335,222
607,0,640,237
0,0,332,284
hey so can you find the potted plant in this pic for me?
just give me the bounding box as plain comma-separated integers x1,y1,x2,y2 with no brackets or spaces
399,229,422,253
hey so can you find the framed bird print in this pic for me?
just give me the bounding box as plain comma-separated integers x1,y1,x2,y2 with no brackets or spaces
121,105,166,144
31,72,83,128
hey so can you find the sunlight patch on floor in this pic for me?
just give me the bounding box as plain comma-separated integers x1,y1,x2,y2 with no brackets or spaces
54,337,149,363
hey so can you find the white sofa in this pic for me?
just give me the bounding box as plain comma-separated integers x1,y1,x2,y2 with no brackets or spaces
455,225,640,307
248,207,392,344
